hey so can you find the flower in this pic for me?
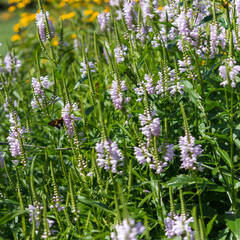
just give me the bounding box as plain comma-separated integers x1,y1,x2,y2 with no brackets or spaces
110,79,127,109
61,102,79,137
7,113,25,160
80,59,96,78
111,218,145,240
4,52,21,74
98,12,110,31
144,74,155,95
179,132,203,170
36,10,55,42
219,58,240,87
165,213,194,240
123,0,136,30
95,140,123,173
139,111,160,146
114,45,127,63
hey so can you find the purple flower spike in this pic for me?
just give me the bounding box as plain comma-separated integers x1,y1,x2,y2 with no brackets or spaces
36,10,55,42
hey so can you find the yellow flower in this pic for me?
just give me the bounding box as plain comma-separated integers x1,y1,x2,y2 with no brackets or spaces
17,2,26,8
14,23,21,32
52,36,58,46
19,13,36,27
8,6,16,12
61,12,76,21
93,0,101,4
71,33,77,39
53,40,58,46
201,60,205,66
84,9,94,16
11,34,21,41
158,6,163,11
88,11,98,22
58,2,65,8
104,7,110,12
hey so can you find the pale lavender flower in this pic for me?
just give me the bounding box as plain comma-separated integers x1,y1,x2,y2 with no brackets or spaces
175,11,190,41
156,72,164,95
134,81,145,102
236,0,240,24
210,23,219,55
61,102,79,137
149,143,174,174
144,74,155,94
111,219,145,240
31,76,52,109
116,10,122,20
134,144,152,164
219,58,240,87
123,0,136,30
139,111,160,146
4,52,21,74
179,132,203,170
95,140,123,173
110,79,127,110
178,57,194,73
165,213,194,240
28,201,43,233
98,12,110,31
7,113,25,159
42,219,55,239
140,0,154,23
114,45,127,63
80,59,96,78
110,0,121,6
167,69,184,95
36,10,55,42
159,143,175,162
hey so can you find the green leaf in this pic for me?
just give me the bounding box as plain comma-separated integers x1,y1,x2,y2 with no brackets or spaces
182,81,205,112
167,175,203,187
224,212,240,239
77,196,116,215
85,105,95,116
206,214,217,236
0,210,27,225
215,147,231,167
74,75,88,89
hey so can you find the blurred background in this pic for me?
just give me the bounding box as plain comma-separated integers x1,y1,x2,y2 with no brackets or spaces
0,0,109,55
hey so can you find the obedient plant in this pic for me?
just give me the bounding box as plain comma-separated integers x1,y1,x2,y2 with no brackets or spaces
36,10,55,42
2,0,240,238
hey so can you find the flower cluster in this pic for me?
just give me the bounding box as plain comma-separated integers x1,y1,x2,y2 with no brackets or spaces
28,201,43,234
98,12,110,31
164,213,194,240
134,142,174,174
95,140,123,173
123,0,136,30
3,52,21,74
139,111,160,146
111,219,145,240
114,45,127,63
80,59,96,78
7,113,25,161
36,10,55,42
31,76,52,109
42,219,55,239
110,79,128,109
61,102,80,137
219,58,240,87
179,132,203,170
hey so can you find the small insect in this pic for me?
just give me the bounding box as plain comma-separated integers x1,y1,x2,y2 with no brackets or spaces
48,117,64,129
222,1,228,8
